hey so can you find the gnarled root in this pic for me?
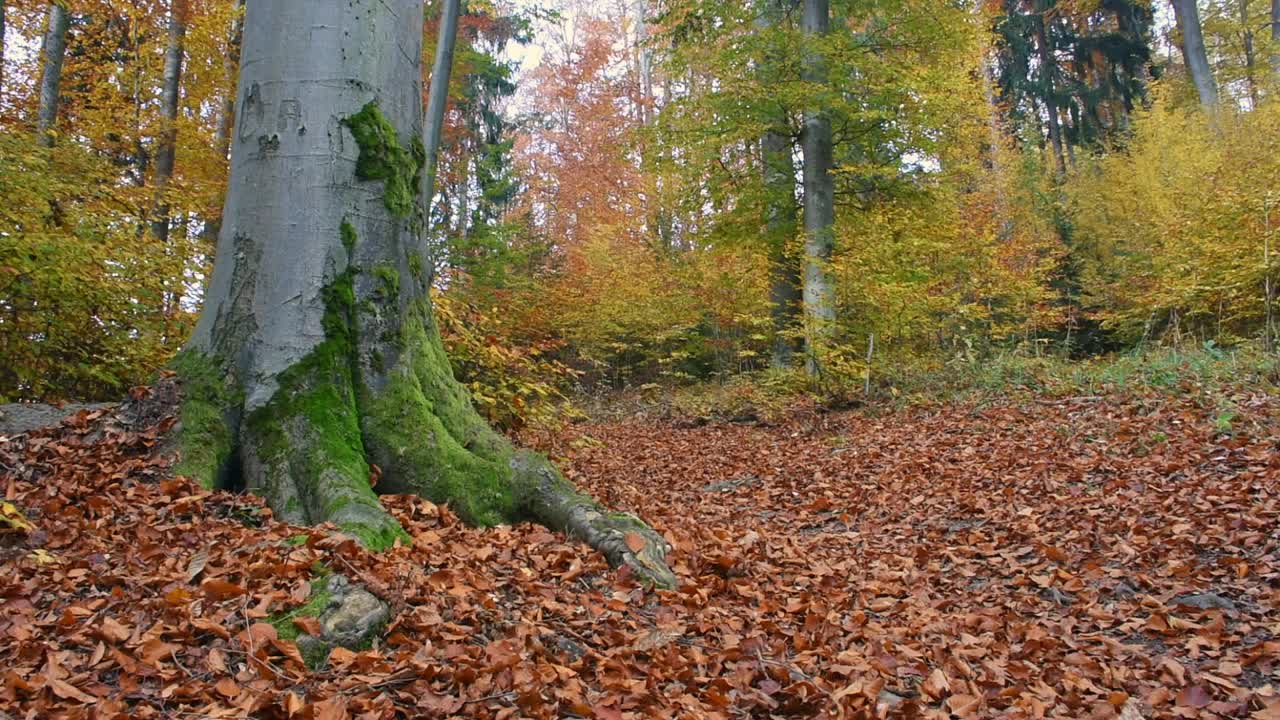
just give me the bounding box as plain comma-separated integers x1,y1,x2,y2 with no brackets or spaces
512,450,676,589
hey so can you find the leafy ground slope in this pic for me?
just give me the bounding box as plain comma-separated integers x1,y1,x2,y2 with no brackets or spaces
0,390,1277,719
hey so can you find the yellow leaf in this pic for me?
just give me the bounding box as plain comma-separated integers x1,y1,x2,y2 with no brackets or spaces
0,501,32,532
29,549,60,565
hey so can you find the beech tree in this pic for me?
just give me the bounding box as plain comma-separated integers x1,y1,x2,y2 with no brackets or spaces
175,0,674,588
757,0,801,369
800,0,834,375
36,1,71,147
1172,0,1219,109
149,0,187,248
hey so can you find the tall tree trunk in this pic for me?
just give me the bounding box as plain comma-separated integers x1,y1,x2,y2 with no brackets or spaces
181,0,673,587
758,0,801,368
1,0,7,102
150,1,187,335
1033,4,1067,176
150,1,187,247
202,0,243,249
1241,0,1259,106
977,0,1013,239
421,0,461,224
800,0,835,376
1171,0,1219,109
36,2,71,147
765,127,802,370
633,0,654,126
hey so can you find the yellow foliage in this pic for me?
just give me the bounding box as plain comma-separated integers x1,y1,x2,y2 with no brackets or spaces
1,501,33,534
1068,92,1280,344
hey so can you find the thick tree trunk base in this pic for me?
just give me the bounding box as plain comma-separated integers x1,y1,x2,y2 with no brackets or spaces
169,303,676,589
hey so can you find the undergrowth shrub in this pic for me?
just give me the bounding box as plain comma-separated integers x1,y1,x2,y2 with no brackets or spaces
432,289,578,431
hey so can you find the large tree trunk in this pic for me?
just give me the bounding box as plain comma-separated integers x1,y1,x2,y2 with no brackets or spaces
1171,0,1219,109
179,0,674,588
758,1,802,369
35,2,71,147
800,0,835,377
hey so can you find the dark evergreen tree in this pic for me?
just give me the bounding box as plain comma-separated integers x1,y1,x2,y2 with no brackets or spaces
994,0,1154,154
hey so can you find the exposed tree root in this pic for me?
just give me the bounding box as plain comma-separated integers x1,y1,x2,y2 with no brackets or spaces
171,303,677,589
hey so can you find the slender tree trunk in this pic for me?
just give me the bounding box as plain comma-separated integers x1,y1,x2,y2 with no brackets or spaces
978,5,1014,239
421,0,461,225
202,0,243,248
182,0,673,587
1,0,7,102
1241,0,1259,106
150,1,187,247
757,0,801,368
800,0,835,376
36,2,71,147
1033,5,1067,176
150,1,187,335
764,126,802,369
1171,0,1219,109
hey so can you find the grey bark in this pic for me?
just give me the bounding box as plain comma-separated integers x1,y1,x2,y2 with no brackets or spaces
757,0,801,369
150,2,187,247
800,0,835,376
36,2,71,147
421,0,462,224
1171,0,1220,109
187,0,673,587
977,0,1013,240
632,0,652,125
202,0,244,248
765,128,802,369
190,0,427,407
1240,0,1259,106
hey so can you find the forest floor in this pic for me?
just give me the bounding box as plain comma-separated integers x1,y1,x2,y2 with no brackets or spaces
0,387,1278,719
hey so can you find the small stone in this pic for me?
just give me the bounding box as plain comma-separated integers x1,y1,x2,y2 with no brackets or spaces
876,690,906,711
1109,581,1139,599
1041,587,1074,606
319,585,389,648
1171,592,1235,611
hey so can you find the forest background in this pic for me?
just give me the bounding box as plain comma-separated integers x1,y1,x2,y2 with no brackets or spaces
3,0,1280,428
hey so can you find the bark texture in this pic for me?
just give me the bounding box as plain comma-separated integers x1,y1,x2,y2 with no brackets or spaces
150,2,187,246
758,0,802,370
201,0,243,248
420,0,461,223
800,0,835,376
36,2,70,147
181,0,674,588
1171,0,1219,109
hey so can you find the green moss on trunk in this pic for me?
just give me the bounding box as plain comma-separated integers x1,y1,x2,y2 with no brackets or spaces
343,101,424,218
240,258,408,551
361,300,518,525
170,350,239,489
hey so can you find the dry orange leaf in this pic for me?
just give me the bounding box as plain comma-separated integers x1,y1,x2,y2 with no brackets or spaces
623,531,645,552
